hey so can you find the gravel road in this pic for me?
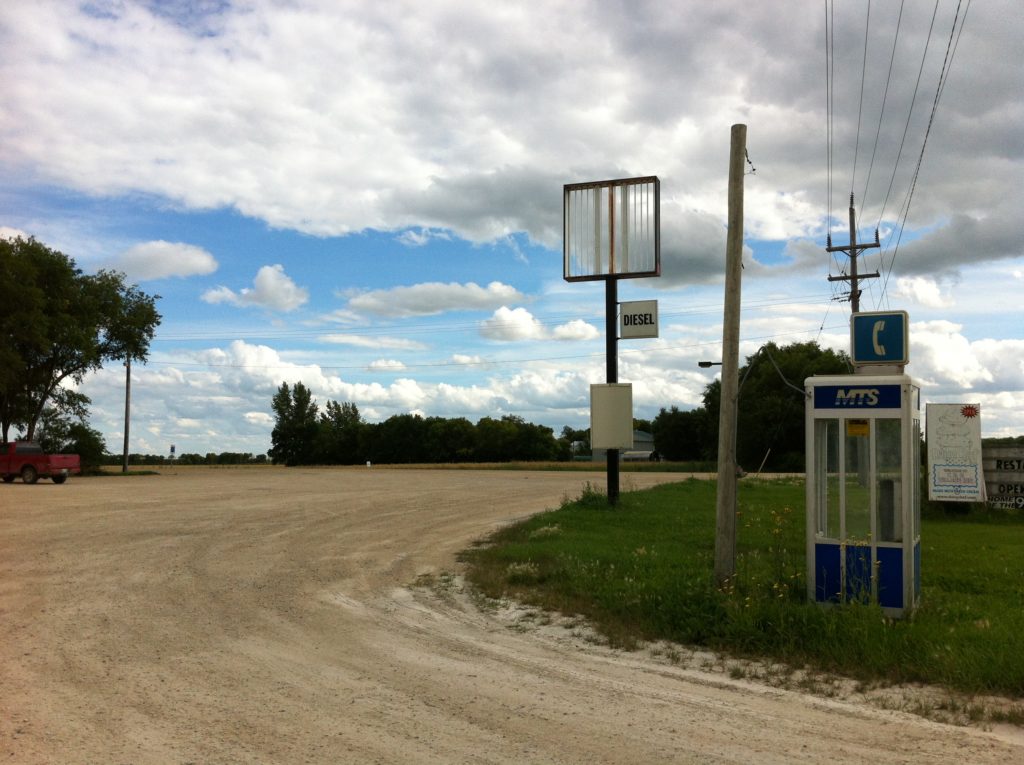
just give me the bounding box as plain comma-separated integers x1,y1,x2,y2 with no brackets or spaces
1,467,1020,763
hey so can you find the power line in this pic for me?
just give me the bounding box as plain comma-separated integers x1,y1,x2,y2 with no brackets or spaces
858,0,906,228
850,0,873,197
875,0,941,233
140,324,851,375
151,292,836,344
879,0,971,302
824,0,835,235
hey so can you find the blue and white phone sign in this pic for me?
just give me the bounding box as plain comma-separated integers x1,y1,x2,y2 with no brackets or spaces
851,311,909,365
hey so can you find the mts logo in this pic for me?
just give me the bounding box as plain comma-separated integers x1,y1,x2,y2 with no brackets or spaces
834,388,880,406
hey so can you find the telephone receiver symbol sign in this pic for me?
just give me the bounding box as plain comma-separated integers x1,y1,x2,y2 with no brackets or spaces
872,320,886,356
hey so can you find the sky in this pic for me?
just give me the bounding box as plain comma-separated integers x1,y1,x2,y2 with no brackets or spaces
2,0,1022,457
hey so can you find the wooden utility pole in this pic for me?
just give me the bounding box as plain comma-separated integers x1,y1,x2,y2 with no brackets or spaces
122,358,131,473
715,123,746,586
827,193,880,313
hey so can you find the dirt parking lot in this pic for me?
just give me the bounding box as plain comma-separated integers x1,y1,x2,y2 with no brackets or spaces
1,467,1021,763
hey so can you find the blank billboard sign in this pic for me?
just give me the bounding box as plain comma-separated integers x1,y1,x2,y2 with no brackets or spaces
563,176,659,282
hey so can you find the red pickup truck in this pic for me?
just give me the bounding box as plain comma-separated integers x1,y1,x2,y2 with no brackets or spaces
0,441,82,484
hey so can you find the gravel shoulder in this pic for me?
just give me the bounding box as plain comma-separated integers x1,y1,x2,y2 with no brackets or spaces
1,467,1021,763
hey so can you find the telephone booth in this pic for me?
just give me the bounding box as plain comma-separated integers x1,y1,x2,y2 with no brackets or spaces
805,374,921,617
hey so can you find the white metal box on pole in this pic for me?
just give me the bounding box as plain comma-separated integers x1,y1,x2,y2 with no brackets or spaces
590,384,634,450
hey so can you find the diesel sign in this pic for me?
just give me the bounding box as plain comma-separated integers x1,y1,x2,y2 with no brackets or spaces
619,300,659,339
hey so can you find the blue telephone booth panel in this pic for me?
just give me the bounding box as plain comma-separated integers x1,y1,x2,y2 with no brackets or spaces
805,375,921,617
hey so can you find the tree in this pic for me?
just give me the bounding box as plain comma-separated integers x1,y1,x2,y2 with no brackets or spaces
269,382,320,465
369,414,432,464
704,341,850,471
425,416,477,463
33,407,108,473
316,400,364,464
0,237,161,441
652,406,709,461
560,425,590,458
633,418,653,434
475,415,558,462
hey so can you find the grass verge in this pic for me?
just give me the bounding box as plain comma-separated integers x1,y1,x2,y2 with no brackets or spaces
370,460,718,472
460,478,1024,702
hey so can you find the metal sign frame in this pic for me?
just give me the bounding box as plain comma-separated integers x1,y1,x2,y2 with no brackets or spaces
563,176,660,282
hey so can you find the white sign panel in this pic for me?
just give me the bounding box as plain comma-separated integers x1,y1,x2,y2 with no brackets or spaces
591,384,634,449
619,300,658,339
926,403,986,502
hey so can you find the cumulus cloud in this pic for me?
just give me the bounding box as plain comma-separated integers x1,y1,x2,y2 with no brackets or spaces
368,359,407,372
395,228,452,247
244,412,274,426
480,306,600,342
319,334,427,351
911,321,994,390
551,319,600,341
105,240,218,281
1,2,1020,269
6,2,1023,449
480,307,547,341
348,281,526,318
893,276,953,308
0,226,30,241
202,264,308,312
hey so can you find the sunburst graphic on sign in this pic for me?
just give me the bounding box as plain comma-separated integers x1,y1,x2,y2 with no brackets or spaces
960,404,980,419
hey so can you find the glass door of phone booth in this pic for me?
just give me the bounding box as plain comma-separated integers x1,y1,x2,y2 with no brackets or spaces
805,375,921,617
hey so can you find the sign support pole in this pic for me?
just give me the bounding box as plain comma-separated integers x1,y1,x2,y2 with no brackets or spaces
563,175,659,507
605,277,620,504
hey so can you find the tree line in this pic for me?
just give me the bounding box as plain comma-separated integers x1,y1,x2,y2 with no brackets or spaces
270,382,568,466
269,341,848,470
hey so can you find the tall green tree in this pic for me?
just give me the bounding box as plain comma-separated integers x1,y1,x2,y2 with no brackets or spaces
425,416,477,462
0,237,161,441
315,400,364,464
703,341,850,471
368,414,431,464
652,406,710,461
269,382,320,465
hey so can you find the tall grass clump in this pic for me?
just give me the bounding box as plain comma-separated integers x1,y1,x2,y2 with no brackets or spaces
460,477,1024,698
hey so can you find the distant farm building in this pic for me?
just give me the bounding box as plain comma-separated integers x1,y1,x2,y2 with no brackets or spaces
592,430,657,462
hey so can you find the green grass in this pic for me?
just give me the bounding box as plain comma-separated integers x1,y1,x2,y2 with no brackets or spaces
461,478,1024,699
381,460,718,472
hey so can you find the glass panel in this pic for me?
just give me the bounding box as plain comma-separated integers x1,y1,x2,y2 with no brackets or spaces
815,419,840,538
912,417,921,539
875,418,902,542
845,419,871,540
